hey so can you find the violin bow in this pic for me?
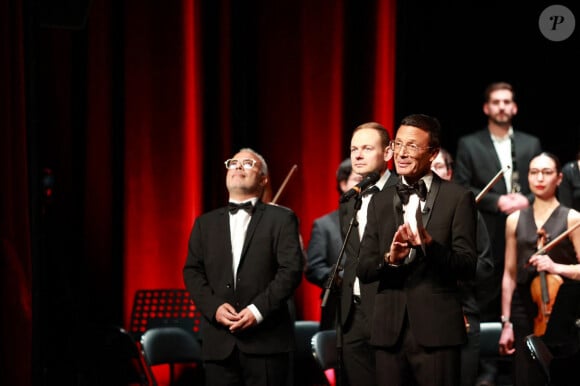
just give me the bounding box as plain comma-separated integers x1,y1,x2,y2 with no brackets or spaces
271,164,298,205
475,165,511,204
536,220,580,255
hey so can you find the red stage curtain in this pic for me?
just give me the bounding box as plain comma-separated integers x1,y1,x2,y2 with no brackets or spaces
122,0,205,325
122,0,396,324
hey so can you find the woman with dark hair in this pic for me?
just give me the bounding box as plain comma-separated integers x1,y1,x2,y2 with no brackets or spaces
499,152,580,386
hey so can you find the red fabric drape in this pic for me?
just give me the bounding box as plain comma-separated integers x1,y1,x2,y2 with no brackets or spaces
295,0,346,321
123,0,204,326
122,0,396,324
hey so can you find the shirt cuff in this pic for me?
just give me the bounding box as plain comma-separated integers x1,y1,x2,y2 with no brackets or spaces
248,304,263,324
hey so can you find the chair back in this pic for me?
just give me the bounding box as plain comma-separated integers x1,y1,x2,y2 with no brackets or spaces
140,326,203,386
85,325,157,386
524,333,553,383
479,322,502,358
311,329,337,371
292,320,329,385
141,327,202,366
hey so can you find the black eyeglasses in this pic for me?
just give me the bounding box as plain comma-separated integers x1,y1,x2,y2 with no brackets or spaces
389,140,432,155
224,158,257,170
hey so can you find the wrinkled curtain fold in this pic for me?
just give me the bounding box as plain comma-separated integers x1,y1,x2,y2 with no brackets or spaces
2,1,395,383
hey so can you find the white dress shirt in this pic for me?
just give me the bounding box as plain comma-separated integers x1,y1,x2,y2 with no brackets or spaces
353,170,391,296
228,197,263,322
490,127,514,193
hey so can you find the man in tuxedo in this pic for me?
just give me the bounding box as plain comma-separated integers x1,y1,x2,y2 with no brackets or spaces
357,114,478,386
183,148,304,386
338,121,398,386
305,158,362,330
454,82,541,385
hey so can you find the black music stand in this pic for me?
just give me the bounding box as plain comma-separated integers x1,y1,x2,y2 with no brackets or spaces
128,289,202,343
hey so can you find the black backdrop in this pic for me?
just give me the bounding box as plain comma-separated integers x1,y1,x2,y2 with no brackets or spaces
395,0,579,162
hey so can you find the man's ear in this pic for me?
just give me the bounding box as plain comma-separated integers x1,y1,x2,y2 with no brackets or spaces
428,148,439,163
260,175,269,188
260,176,272,202
384,146,394,161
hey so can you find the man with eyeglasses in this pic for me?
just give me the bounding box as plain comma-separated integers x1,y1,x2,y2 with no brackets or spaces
454,82,542,386
337,121,398,386
183,147,304,386
357,114,478,386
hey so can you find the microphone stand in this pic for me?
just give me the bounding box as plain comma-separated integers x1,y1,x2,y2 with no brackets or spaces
321,193,363,386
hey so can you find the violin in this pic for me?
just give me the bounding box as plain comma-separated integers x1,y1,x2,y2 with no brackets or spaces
530,228,563,336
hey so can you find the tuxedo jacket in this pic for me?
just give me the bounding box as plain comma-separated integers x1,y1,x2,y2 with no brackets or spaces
338,172,399,327
183,201,304,360
357,174,478,347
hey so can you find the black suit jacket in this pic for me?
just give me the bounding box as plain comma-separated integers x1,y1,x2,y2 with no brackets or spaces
183,201,304,360
338,172,399,327
306,210,342,288
305,209,342,329
454,129,541,242
357,174,478,347
461,212,494,319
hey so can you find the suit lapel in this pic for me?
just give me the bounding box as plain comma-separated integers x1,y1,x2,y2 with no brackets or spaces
423,175,440,227
479,130,504,172
392,176,404,226
221,207,233,252
240,201,263,260
348,202,361,248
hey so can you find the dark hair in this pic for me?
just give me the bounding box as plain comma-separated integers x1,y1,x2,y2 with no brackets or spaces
484,81,514,102
336,158,352,194
352,122,391,148
399,113,441,149
535,152,562,173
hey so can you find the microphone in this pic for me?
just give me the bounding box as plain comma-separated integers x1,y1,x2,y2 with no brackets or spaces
339,172,381,203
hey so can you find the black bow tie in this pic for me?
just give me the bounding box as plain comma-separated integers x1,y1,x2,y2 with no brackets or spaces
396,180,427,205
362,186,380,196
228,201,254,214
